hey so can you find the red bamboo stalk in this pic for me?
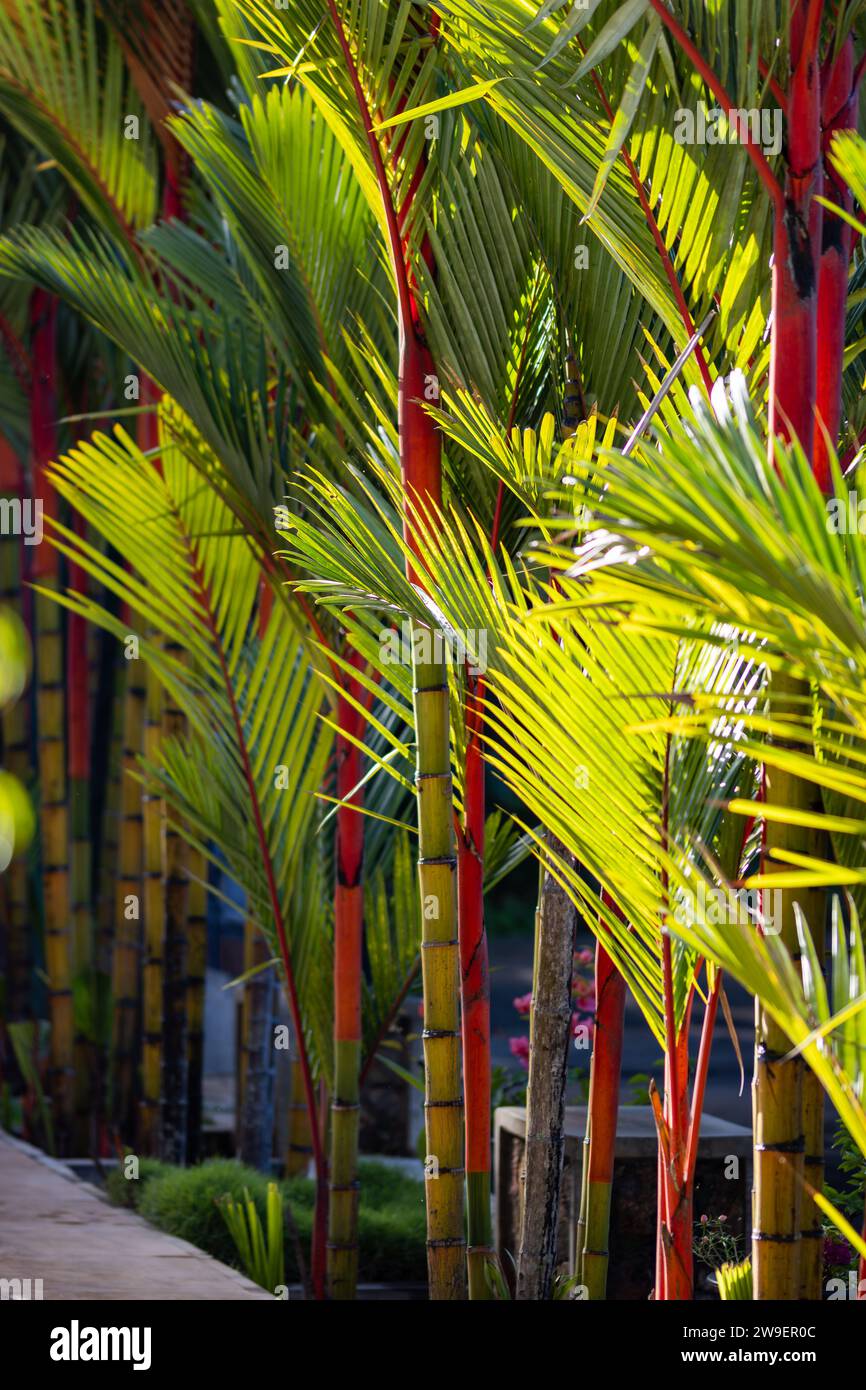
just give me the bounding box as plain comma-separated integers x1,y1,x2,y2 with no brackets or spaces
457,675,492,1297
769,3,824,456
579,926,626,1300
814,37,860,490
325,2,465,1298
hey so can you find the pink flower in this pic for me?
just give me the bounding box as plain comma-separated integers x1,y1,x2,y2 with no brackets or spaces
573,977,595,1001
509,1036,530,1069
575,948,594,967
513,992,533,1016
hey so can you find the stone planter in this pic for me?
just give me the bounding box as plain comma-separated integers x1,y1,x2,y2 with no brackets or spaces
494,1104,752,1299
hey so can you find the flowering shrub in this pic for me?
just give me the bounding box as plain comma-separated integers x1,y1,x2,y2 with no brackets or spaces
508,946,597,1070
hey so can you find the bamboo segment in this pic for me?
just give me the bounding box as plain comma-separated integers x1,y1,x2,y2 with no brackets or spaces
800,1067,825,1299
516,838,576,1300
413,630,465,1300
328,659,365,1300
111,655,145,1144
328,1036,361,1298
185,849,207,1165
139,661,164,1155
238,919,276,1171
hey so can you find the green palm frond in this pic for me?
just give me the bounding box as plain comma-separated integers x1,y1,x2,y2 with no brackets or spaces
671,891,866,1164
0,0,158,237
394,0,778,380
0,222,292,532
34,415,335,1063
166,83,390,394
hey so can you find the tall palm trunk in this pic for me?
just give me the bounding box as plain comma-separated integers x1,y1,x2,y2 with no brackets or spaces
457,682,492,1299
30,289,73,1153
516,840,577,1299
802,34,861,1297
327,646,366,1299
516,358,585,1300
755,7,835,1301
324,0,465,1297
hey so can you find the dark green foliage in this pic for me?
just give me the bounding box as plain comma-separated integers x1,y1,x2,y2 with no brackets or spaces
107,1157,426,1283
104,1158,170,1208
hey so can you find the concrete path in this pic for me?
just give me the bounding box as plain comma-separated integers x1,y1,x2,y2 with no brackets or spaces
0,1130,271,1300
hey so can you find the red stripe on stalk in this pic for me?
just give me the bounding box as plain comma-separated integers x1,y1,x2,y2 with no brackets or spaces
457,681,489,1182
814,37,860,492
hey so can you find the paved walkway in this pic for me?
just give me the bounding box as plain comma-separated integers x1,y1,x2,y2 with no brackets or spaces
0,1130,271,1300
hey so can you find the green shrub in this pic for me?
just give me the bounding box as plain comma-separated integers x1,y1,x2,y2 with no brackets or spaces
137,1160,275,1270
104,1158,170,1209
121,1157,426,1284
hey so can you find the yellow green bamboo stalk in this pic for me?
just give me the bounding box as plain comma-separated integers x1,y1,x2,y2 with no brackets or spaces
413,625,466,1300
286,1054,313,1175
